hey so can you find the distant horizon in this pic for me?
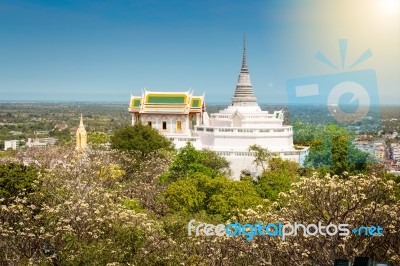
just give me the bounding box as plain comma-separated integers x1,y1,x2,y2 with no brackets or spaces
0,0,398,104
0,100,399,107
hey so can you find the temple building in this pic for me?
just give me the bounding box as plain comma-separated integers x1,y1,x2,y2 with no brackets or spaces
129,38,302,179
75,114,87,151
129,89,205,142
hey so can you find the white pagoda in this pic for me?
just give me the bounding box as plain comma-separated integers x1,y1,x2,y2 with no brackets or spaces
129,37,301,179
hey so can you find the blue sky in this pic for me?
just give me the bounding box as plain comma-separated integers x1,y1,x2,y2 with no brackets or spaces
0,0,399,104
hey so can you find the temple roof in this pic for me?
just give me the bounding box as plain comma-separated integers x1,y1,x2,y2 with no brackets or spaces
231,35,259,107
129,90,204,114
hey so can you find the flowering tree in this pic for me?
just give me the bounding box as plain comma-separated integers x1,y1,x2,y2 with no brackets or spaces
175,173,400,265
1,145,398,265
121,149,174,215
0,147,176,265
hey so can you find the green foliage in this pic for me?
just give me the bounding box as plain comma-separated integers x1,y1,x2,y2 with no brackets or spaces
110,124,174,157
200,149,231,175
228,173,400,265
303,124,370,175
49,128,72,145
0,142,398,265
0,150,17,158
0,163,38,200
0,101,398,265
376,166,400,200
331,135,350,175
164,143,231,182
88,131,110,147
249,144,272,172
207,177,262,217
255,157,299,200
121,198,144,213
247,146,300,201
292,121,320,146
163,177,206,213
98,163,126,181
62,226,146,265
164,173,262,219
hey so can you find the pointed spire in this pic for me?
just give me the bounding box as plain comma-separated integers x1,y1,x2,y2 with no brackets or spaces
76,114,87,151
241,34,248,72
231,35,258,107
79,114,84,127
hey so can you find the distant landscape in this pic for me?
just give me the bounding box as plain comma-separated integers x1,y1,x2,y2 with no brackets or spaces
1,102,399,148
1,101,399,265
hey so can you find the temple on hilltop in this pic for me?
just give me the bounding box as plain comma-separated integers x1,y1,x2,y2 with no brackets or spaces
129,37,303,179
75,114,87,151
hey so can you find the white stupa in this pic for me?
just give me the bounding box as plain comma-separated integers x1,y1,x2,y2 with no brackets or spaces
129,37,302,179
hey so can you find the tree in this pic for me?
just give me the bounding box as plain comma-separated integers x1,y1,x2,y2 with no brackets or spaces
88,132,110,147
292,121,320,146
177,173,400,266
304,124,370,175
163,177,206,213
255,157,299,200
164,173,262,219
97,163,125,181
164,142,231,182
331,135,350,175
49,128,72,145
200,149,232,177
206,177,262,218
249,144,272,172
0,163,38,200
110,124,174,157
0,147,175,265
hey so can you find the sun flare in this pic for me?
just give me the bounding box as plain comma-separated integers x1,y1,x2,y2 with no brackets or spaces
380,0,400,15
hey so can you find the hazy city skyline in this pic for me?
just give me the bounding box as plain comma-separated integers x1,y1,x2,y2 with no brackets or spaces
0,0,399,104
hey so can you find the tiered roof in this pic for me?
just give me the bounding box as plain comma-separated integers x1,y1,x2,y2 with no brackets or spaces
129,89,204,114
231,35,258,107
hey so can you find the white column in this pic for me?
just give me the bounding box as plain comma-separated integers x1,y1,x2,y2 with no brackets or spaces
186,114,190,134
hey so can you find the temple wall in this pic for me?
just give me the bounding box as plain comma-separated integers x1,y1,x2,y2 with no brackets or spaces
137,114,191,136
222,152,302,180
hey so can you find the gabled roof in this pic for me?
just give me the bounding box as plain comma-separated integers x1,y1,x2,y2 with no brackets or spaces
231,110,244,120
129,89,205,114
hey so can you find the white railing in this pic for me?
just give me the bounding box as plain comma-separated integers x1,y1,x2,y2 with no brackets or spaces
211,114,279,120
194,126,292,134
215,150,301,157
169,137,198,142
